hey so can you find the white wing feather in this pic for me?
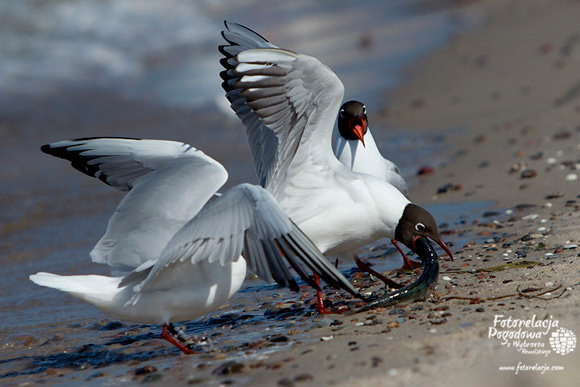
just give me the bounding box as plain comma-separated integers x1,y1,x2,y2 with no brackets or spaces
220,23,345,196
42,138,228,274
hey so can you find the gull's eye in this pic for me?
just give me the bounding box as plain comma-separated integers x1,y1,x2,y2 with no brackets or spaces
362,105,366,115
339,109,345,118
415,223,426,232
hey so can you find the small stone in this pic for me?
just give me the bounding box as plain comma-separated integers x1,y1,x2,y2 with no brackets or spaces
212,361,246,376
553,129,571,140
509,162,526,173
437,183,462,194
566,173,578,181
545,281,554,287
520,169,537,179
429,318,447,325
442,276,452,281
135,365,157,375
278,377,295,387
269,335,289,343
564,244,578,249
475,307,485,313
320,336,334,341
97,321,125,331
294,374,314,382
514,203,536,211
417,165,434,175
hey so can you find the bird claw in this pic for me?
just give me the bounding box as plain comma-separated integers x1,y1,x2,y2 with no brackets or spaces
162,324,196,354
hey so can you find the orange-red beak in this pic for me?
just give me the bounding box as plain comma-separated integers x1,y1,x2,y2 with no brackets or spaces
435,239,453,261
348,118,366,147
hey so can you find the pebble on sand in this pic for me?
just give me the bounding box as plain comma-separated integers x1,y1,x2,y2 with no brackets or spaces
417,165,435,175
520,169,537,179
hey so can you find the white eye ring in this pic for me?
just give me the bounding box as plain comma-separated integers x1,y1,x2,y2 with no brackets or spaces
415,223,426,232
339,109,345,118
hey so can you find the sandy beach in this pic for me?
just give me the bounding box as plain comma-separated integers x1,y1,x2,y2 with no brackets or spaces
2,0,580,385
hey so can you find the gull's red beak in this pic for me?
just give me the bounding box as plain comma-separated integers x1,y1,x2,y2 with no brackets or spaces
435,239,453,261
348,118,366,147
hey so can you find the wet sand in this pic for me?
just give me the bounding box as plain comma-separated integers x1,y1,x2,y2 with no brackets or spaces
2,0,580,385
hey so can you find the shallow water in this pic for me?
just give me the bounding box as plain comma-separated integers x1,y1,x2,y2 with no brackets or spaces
0,0,479,110
0,0,486,384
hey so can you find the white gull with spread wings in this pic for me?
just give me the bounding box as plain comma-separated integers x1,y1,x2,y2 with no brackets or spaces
30,137,359,351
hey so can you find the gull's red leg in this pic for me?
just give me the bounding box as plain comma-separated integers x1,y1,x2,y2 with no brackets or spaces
314,273,335,314
354,255,403,289
392,239,422,270
162,323,195,354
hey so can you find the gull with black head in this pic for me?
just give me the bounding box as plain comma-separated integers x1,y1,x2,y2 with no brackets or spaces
219,22,453,312
335,100,427,270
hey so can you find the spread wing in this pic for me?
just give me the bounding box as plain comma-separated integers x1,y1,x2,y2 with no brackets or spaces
41,137,203,191
220,21,345,195
128,184,359,298
42,138,228,274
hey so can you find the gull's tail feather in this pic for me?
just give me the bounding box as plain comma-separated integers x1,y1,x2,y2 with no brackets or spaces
29,272,122,308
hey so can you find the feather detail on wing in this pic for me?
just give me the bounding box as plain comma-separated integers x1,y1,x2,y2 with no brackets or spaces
132,184,360,297
41,137,206,191
220,22,345,194
43,137,228,274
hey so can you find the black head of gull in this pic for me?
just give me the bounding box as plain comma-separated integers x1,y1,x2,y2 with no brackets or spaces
394,203,454,260
338,100,368,146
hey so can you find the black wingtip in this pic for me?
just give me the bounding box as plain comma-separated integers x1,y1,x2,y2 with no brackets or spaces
40,144,52,154
221,20,271,44
288,279,300,293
